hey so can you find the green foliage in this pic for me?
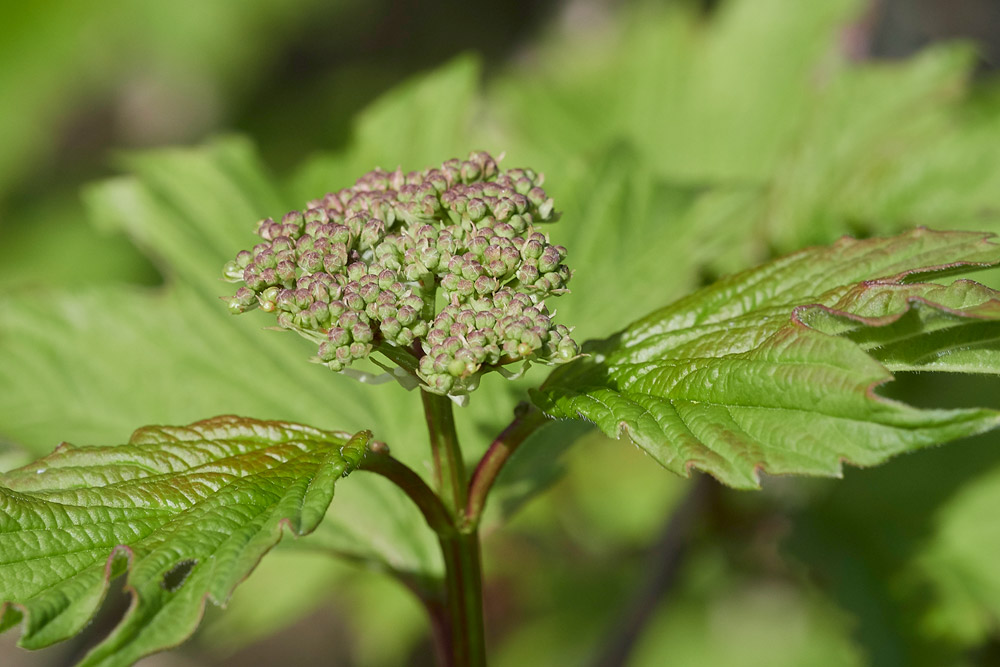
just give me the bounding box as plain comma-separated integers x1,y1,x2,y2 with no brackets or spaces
535,230,1000,488
0,416,368,667
4,0,1000,664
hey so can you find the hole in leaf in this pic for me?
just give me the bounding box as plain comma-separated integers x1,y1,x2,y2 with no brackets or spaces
67,563,132,663
878,372,1000,410
161,559,197,592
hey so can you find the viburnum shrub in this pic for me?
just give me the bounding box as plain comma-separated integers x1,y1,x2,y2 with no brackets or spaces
5,152,1000,666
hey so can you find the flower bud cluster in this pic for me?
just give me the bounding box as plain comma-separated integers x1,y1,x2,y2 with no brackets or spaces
224,151,578,396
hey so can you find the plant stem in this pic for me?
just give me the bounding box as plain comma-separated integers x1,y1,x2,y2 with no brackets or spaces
438,531,486,667
358,446,454,535
464,404,548,527
422,390,467,515
358,447,475,664
589,474,713,667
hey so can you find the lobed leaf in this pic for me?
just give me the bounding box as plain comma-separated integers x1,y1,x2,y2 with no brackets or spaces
0,415,369,667
533,229,1000,489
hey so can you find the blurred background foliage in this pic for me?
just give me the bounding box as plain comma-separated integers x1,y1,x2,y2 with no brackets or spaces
3,0,1000,665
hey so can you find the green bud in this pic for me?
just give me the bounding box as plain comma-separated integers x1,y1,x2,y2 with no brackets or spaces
380,317,402,339
427,328,447,346
344,292,365,311
347,262,366,282
428,373,455,394
276,289,299,312
309,301,331,326
467,198,487,221
447,358,467,377
223,260,243,282
522,239,543,260
228,287,256,314
397,305,419,326
557,337,579,360
410,321,428,338
461,161,481,183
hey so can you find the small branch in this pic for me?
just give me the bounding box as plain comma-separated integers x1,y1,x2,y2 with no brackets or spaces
421,390,467,515
375,340,419,376
358,445,455,536
464,403,548,527
589,474,713,667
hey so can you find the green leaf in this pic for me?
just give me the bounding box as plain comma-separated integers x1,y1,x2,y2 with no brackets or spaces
289,55,481,205
761,45,1000,250
533,229,1000,489
490,0,857,183
0,416,369,667
911,460,1000,644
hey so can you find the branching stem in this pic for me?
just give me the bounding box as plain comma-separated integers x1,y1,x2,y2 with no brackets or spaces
358,448,454,536
464,404,548,527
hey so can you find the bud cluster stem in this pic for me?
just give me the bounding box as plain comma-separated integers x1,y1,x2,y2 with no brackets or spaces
422,390,468,515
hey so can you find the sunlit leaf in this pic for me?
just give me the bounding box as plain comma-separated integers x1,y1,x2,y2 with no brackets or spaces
0,416,369,667
534,229,1000,488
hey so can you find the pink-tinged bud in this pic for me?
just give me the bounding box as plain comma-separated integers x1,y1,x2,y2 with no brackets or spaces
344,292,366,311
328,327,350,346
461,161,481,182
474,275,498,294
323,245,349,272
335,345,353,364
492,198,514,221
347,262,366,282
517,263,539,285
298,251,323,273
328,300,346,318
235,249,254,269
276,289,298,313
467,198,487,221
277,260,297,284
455,278,475,297
318,341,338,362
359,282,380,304
260,268,279,287
310,301,330,326
538,247,561,273
522,239,543,259
351,321,374,343
303,208,327,225
442,336,462,354
227,287,257,314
